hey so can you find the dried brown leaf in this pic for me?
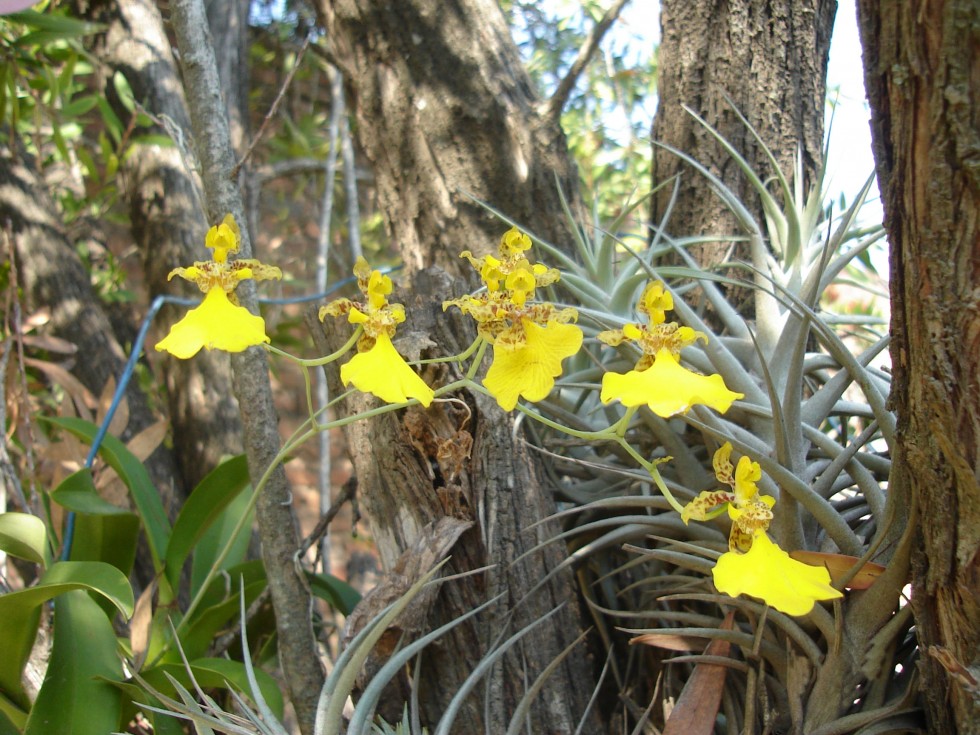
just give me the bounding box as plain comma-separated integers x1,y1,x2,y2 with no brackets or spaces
662,611,735,735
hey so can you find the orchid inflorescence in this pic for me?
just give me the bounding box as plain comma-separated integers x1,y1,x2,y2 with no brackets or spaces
155,216,844,616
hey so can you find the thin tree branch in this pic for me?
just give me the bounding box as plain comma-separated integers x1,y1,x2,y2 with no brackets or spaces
230,32,312,180
541,0,632,125
168,3,324,733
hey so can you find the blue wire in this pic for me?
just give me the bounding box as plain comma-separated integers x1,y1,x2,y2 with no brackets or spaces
59,270,384,562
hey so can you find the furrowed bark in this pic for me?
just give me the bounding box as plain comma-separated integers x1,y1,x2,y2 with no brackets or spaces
857,1,980,731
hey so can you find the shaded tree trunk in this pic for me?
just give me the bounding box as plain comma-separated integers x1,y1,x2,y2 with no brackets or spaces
312,0,599,731
650,0,836,311
856,1,980,732
316,0,586,279
0,146,183,580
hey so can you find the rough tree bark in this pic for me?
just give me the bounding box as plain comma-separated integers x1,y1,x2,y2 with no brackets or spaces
651,0,836,310
856,1,980,732
0,150,181,506
316,0,586,279
311,0,601,731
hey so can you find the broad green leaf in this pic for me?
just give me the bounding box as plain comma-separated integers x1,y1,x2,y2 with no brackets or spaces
24,591,124,735
68,512,140,581
0,560,133,709
51,467,129,515
306,571,360,616
166,454,250,591
43,416,171,574
51,468,140,583
0,512,50,567
189,481,254,597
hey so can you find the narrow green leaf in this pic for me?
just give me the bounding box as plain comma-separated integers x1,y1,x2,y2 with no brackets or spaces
166,454,250,591
140,658,284,719
179,575,267,662
24,591,124,735
112,70,135,113
42,416,171,573
0,512,50,566
5,10,102,37
60,93,98,119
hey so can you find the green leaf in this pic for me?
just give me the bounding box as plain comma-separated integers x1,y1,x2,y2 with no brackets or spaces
61,93,98,119
51,467,129,515
5,10,102,37
51,468,140,584
180,572,267,661
189,481,254,597
306,571,361,616
0,561,133,712
112,70,135,113
0,512,50,567
24,591,124,735
68,512,140,580
166,454,250,591
42,416,171,574
0,690,27,732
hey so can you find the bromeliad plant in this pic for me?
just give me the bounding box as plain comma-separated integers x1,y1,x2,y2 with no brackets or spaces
510,109,910,733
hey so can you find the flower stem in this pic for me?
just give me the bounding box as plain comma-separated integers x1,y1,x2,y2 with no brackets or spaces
617,438,687,514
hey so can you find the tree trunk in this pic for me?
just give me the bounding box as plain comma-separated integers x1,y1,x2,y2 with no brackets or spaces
651,0,836,311
312,0,599,730
315,0,586,279
856,1,980,732
312,271,598,733
0,146,183,571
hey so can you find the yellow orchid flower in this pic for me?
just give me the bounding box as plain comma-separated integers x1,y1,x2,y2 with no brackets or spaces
339,332,434,407
682,443,776,551
155,287,270,359
600,348,742,418
682,443,840,615
156,214,282,358
599,281,740,415
483,319,583,411
321,258,434,407
445,228,581,411
712,531,843,616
